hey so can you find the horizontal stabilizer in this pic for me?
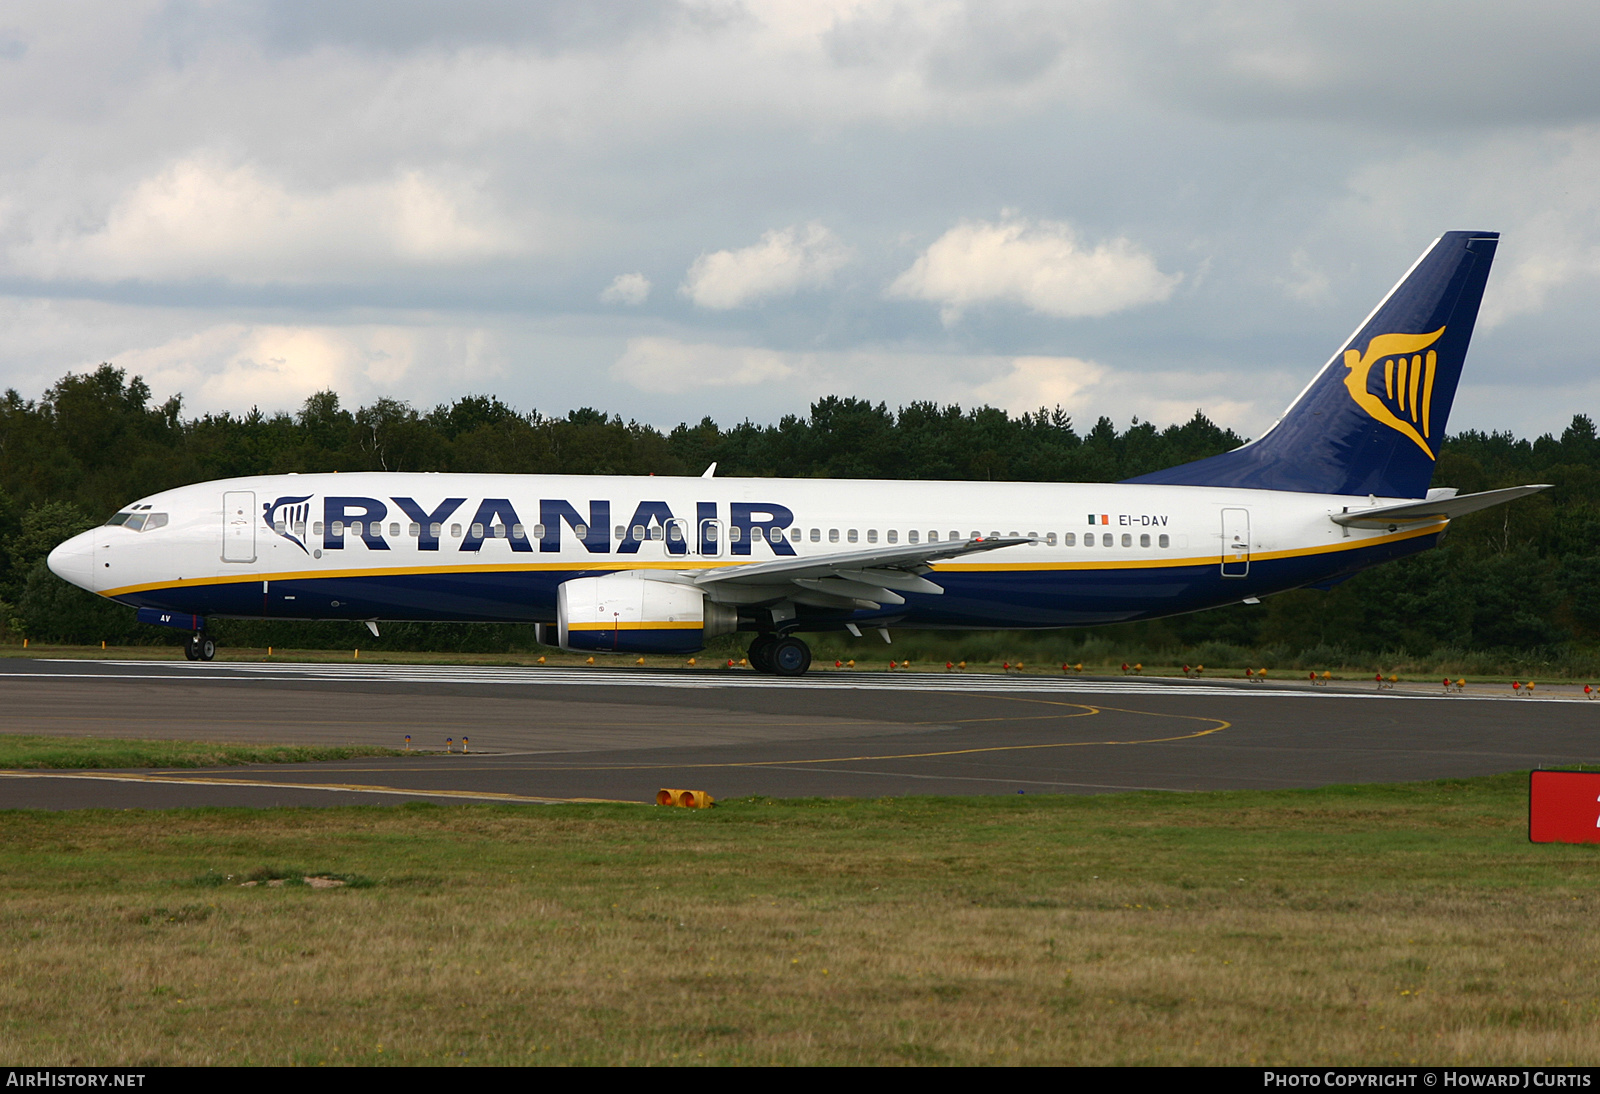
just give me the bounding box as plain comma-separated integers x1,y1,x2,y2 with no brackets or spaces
1331,484,1550,528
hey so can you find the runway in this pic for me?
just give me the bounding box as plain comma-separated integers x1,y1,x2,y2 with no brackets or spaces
1,658,1597,809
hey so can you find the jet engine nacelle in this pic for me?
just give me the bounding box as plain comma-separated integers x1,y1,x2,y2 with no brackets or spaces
557,572,737,654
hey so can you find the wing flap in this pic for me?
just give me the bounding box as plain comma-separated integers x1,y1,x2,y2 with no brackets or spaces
690,536,1031,608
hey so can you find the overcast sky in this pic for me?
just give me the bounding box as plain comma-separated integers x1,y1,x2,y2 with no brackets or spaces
1,1,1598,441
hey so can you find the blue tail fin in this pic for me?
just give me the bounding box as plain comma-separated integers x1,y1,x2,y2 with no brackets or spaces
1127,231,1499,498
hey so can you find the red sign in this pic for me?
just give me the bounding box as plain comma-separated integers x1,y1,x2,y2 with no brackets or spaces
1529,771,1600,844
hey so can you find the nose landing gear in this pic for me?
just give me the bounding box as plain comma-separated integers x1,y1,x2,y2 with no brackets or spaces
184,632,216,662
747,633,811,677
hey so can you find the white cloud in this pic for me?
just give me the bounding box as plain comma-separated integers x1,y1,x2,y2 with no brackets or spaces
10,154,522,283
80,319,506,416
1279,248,1332,304
1332,128,1600,331
681,223,852,309
967,355,1106,413
599,272,651,305
610,337,796,393
888,216,1181,324
608,336,1290,435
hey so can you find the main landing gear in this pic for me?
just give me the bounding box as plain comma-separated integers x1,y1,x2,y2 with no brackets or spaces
747,633,812,677
184,632,216,662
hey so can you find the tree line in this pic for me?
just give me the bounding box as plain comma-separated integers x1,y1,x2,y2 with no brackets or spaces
7,363,1597,669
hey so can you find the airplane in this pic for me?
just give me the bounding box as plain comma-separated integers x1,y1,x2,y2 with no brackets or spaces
47,230,1547,676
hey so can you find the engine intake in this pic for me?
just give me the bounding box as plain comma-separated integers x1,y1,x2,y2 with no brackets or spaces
557,572,737,654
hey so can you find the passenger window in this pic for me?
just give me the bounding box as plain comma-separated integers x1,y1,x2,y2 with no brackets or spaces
1121,533,1132,547
927,531,938,542
471,523,484,538
810,528,820,543
450,523,462,538
314,522,325,536
1159,534,1170,548
1063,532,1075,546
293,521,305,538
632,525,645,541
274,520,287,534
667,524,682,542
1084,533,1095,546
648,525,661,541
867,530,878,544
332,521,345,536
729,526,742,542
389,522,400,538
848,529,859,543
429,523,441,538
1027,532,1038,542
574,524,587,538
1046,532,1056,546
829,529,840,543
954,532,964,541
752,527,766,542
409,522,421,537
908,530,919,544
886,530,897,544
1140,533,1150,547
615,525,625,540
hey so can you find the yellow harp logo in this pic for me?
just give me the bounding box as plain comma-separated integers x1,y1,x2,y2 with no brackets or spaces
1341,326,1446,460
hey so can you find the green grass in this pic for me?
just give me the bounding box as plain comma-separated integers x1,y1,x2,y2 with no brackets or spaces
2,775,1598,1065
0,735,407,769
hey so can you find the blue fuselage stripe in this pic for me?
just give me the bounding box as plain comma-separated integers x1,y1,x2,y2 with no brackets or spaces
112,533,1434,630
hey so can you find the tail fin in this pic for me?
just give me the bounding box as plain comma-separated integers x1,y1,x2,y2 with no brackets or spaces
1127,231,1499,498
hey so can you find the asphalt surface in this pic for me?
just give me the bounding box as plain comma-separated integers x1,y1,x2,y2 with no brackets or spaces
1,658,1597,808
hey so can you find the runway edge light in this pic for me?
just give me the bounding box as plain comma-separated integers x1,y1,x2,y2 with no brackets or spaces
657,789,714,809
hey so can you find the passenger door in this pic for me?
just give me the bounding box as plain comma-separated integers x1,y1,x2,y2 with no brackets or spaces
223,491,256,563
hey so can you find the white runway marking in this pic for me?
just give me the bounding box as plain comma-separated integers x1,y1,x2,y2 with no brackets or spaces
26,660,1595,703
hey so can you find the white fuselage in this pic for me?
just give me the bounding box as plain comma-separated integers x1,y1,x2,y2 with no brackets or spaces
48,472,1441,633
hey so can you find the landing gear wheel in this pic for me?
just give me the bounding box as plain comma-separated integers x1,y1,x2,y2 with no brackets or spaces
184,638,198,661
747,634,778,673
187,634,216,662
769,636,812,677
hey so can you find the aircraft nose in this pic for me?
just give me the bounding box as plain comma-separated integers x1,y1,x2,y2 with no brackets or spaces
46,530,96,592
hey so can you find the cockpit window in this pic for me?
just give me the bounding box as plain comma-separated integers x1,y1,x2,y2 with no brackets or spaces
105,510,167,531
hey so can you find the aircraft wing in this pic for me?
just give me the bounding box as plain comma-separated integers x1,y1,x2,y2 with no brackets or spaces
1330,484,1551,528
690,536,1032,609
